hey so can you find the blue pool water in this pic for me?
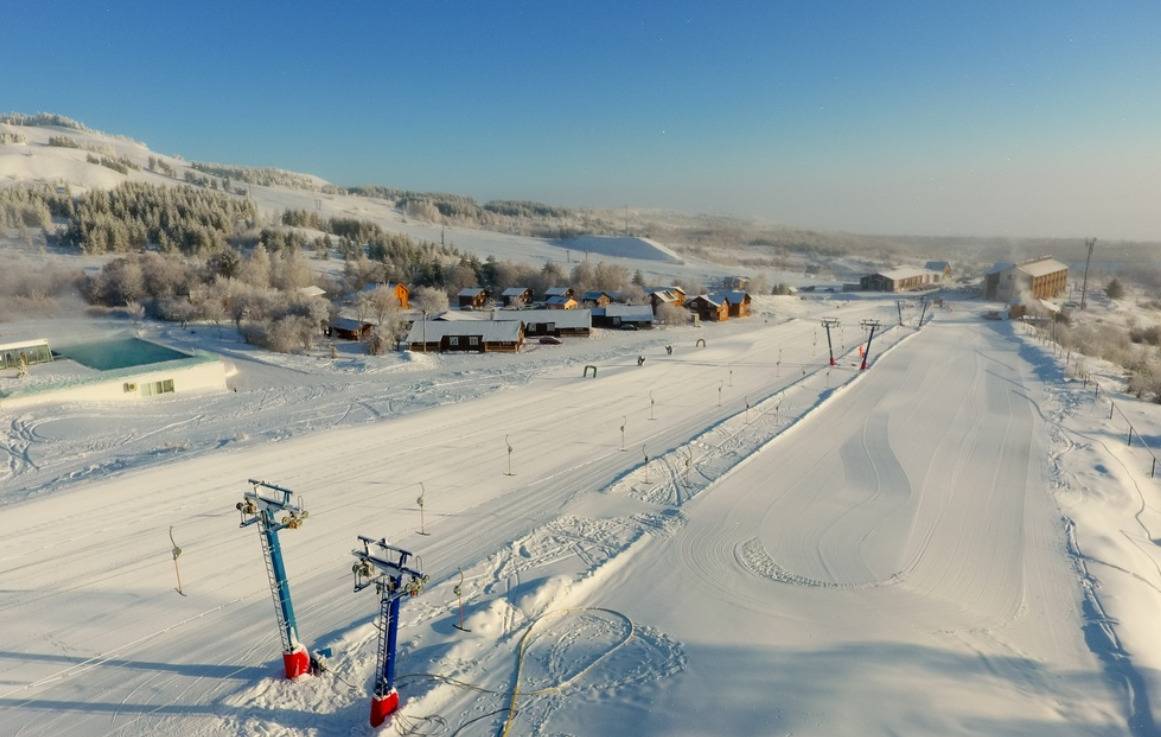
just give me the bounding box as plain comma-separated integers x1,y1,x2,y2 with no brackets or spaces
55,338,190,371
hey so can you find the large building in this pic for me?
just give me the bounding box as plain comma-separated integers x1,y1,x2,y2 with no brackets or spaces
436,308,591,337
0,337,227,409
860,268,942,292
406,320,524,353
985,258,1069,302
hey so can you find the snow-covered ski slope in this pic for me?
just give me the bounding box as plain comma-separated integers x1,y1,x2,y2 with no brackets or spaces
0,304,1143,736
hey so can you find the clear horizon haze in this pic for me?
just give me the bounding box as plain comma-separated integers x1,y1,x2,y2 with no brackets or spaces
3,0,1159,240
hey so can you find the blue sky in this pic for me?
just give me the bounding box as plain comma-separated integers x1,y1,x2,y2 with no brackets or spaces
3,1,1160,239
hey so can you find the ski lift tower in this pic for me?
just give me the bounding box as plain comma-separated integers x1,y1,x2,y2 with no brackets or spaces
820,318,840,367
351,535,428,728
859,319,882,370
236,479,310,679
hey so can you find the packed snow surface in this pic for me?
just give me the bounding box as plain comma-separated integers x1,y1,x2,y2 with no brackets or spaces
2,297,1159,736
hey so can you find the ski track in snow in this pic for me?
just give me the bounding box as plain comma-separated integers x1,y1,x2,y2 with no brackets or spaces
5,303,1158,736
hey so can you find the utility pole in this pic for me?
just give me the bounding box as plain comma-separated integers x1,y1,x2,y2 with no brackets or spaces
1080,237,1096,310
895,300,904,327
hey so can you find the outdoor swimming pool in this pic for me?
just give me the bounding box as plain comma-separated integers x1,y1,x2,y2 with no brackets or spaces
55,338,191,371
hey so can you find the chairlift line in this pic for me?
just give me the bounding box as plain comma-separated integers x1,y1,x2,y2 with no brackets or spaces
235,479,311,679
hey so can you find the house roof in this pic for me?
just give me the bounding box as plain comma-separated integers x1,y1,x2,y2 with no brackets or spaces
544,287,572,297
0,338,50,352
331,316,374,332
601,304,654,322
546,295,574,305
688,294,723,307
987,260,1014,275
457,287,486,297
297,285,326,298
873,267,934,282
501,287,531,297
1017,258,1068,278
720,290,750,304
507,309,591,329
581,290,612,301
925,261,951,271
406,320,523,344
436,308,590,329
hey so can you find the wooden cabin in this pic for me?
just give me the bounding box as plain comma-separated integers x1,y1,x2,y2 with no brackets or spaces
720,290,752,318
545,295,578,310
406,320,524,353
457,287,490,310
686,294,728,322
593,304,655,329
544,287,575,301
329,316,376,341
581,290,617,307
500,287,534,308
649,287,686,314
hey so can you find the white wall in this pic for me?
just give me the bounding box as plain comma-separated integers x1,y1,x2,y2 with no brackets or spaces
0,360,228,410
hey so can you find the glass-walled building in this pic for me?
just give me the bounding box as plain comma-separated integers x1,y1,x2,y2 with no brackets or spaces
0,340,53,369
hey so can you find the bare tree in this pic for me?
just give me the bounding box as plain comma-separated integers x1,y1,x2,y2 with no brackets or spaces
412,285,449,314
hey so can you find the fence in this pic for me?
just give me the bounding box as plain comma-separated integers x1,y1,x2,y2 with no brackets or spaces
1021,319,1158,479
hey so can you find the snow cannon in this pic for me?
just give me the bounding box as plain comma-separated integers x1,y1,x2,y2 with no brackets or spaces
236,479,311,680
351,535,428,727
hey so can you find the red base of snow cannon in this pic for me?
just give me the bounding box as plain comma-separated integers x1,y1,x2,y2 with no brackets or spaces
282,647,310,680
369,689,400,728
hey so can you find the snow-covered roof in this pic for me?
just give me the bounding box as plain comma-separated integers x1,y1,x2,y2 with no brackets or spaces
986,260,1014,275
331,316,373,331
602,304,654,322
0,338,50,352
437,308,590,329
874,267,933,281
1017,258,1068,278
581,290,612,301
925,261,950,271
649,287,683,302
720,290,751,304
508,309,591,329
406,320,523,344
688,294,723,307
297,285,326,298
457,287,486,297
544,287,572,297
545,295,574,305
501,287,531,297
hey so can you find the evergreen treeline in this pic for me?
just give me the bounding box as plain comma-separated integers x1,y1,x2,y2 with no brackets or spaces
0,112,88,130
191,162,319,191
59,182,257,255
0,185,59,229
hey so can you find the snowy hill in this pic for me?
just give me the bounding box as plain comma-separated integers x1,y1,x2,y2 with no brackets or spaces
2,116,779,285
